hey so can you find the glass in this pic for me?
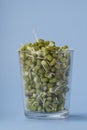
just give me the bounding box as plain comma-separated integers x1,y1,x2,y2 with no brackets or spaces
18,50,73,119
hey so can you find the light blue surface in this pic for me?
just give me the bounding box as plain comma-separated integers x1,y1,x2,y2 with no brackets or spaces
0,0,87,129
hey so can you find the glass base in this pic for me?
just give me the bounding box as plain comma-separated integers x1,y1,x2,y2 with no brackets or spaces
24,109,69,119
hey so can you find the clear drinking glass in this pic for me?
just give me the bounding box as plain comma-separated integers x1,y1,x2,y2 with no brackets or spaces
18,49,73,119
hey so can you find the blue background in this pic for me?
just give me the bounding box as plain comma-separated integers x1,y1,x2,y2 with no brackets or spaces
0,0,87,129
